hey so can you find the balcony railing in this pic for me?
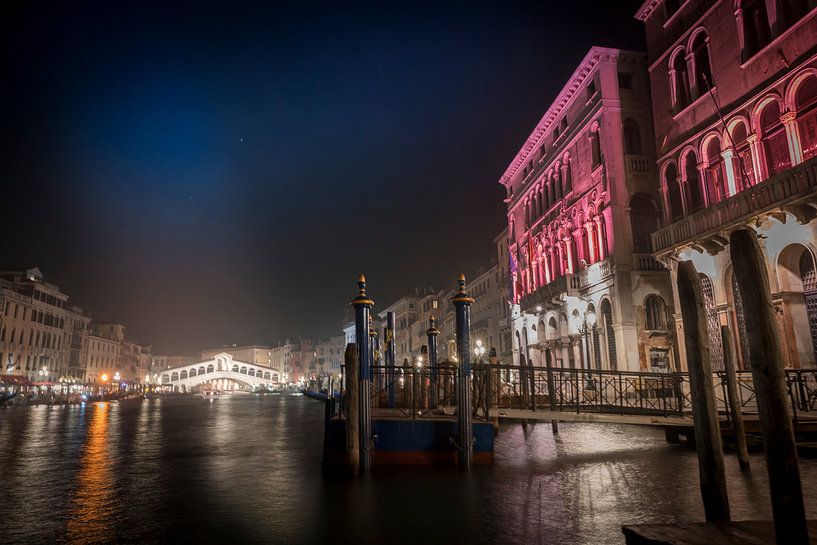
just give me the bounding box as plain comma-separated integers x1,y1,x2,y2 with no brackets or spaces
652,156,817,255
519,274,578,313
625,154,652,177
579,259,614,288
633,253,666,271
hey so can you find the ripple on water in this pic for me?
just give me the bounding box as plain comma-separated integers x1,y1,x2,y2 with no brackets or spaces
0,398,806,545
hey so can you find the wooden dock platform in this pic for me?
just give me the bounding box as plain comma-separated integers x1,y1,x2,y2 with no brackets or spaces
622,520,817,544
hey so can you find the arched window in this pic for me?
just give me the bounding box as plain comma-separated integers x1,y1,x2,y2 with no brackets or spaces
795,75,817,161
536,189,544,218
699,274,724,370
671,49,691,111
690,31,714,94
554,169,563,201
684,151,705,212
590,126,602,167
740,0,771,60
759,100,791,176
705,138,726,204
665,163,684,220
600,300,617,370
728,120,756,189
563,154,573,193
644,295,667,331
623,118,642,155
548,176,555,208
629,193,659,253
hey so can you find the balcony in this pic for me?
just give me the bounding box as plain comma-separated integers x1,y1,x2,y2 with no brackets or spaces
519,274,579,313
651,157,817,256
578,259,614,288
625,154,652,178
633,253,667,272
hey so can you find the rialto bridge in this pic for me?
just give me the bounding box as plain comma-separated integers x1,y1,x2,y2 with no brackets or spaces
159,353,281,392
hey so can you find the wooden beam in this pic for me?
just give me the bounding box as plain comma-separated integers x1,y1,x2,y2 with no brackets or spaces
730,228,809,544
677,260,730,522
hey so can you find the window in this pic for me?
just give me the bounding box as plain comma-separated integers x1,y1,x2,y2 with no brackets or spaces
705,138,726,203
759,100,791,176
590,126,602,168
690,31,713,94
587,78,597,99
728,121,756,189
671,49,691,112
665,163,684,220
618,72,633,90
563,154,573,193
740,0,771,60
796,75,817,161
781,0,810,30
683,151,705,212
623,118,642,155
645,295,667,330
629,193,659,253
664,0,681,21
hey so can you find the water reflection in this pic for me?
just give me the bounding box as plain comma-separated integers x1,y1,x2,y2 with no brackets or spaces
65,403,114,544
1,396,815,545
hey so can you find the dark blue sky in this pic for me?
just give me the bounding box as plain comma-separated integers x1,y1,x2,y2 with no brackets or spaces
2,0,644,353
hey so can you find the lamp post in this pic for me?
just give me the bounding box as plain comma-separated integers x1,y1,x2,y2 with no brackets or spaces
573,307,597,390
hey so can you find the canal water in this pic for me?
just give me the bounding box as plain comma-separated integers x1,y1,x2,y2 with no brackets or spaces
1,395,815,545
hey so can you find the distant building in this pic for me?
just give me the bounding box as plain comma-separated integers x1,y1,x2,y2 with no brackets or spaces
316,335,345,377
201,345,275,368
636,0,817,369
500,46,675,372
377,288,437,366
0,267,90,381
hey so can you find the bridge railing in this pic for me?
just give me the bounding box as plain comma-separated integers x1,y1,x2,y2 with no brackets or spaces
336,364,817,422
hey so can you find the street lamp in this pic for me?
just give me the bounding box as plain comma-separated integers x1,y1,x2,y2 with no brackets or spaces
573,307,597,390
474,339,486,363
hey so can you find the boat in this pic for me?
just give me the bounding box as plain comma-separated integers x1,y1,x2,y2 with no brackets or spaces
194,390,221,399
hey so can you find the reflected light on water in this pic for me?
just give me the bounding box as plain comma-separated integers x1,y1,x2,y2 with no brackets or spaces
65,402,114,544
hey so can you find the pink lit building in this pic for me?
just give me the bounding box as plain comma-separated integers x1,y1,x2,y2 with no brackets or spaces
637,0,817,369
500,47,676,372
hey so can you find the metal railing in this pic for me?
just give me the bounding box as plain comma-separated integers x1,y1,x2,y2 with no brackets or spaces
334,364,817,424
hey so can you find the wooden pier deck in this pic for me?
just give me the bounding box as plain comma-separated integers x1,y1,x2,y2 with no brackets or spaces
622,520,817,544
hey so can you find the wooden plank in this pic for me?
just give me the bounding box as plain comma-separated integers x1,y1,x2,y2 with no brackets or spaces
623,520,817,545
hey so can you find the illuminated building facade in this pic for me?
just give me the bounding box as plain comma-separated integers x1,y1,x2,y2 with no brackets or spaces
501,47,676,372
0,267,91,381
637,0,817,369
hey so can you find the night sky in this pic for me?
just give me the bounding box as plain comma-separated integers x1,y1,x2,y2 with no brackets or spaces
1,1,644,353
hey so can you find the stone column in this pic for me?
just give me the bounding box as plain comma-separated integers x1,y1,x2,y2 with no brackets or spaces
782,111,803,166
721,148,738,197
747,133,763,182
595,216,606,261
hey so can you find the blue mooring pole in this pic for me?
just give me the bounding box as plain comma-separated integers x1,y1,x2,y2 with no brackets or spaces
452,274,475,469
386,311,396,409
426,316,439,408
351,275,374,474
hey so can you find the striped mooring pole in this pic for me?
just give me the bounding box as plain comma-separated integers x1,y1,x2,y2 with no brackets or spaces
426,316,439,408
351,274,374,474
452,273,475,469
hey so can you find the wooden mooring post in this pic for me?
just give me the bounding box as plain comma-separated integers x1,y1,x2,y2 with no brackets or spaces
344,343,360,477
677,260,730,522
720,325,750,471
730,228,809,545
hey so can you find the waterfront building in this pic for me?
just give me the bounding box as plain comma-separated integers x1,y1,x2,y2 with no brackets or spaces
408,290,445,363
636,0,817,369
377,288,437,365
500,47,676,372
494,229,514,363
82,330,121,384
201,345,275,368
469,264,502,362
0,267,91,381
315,335,345,377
